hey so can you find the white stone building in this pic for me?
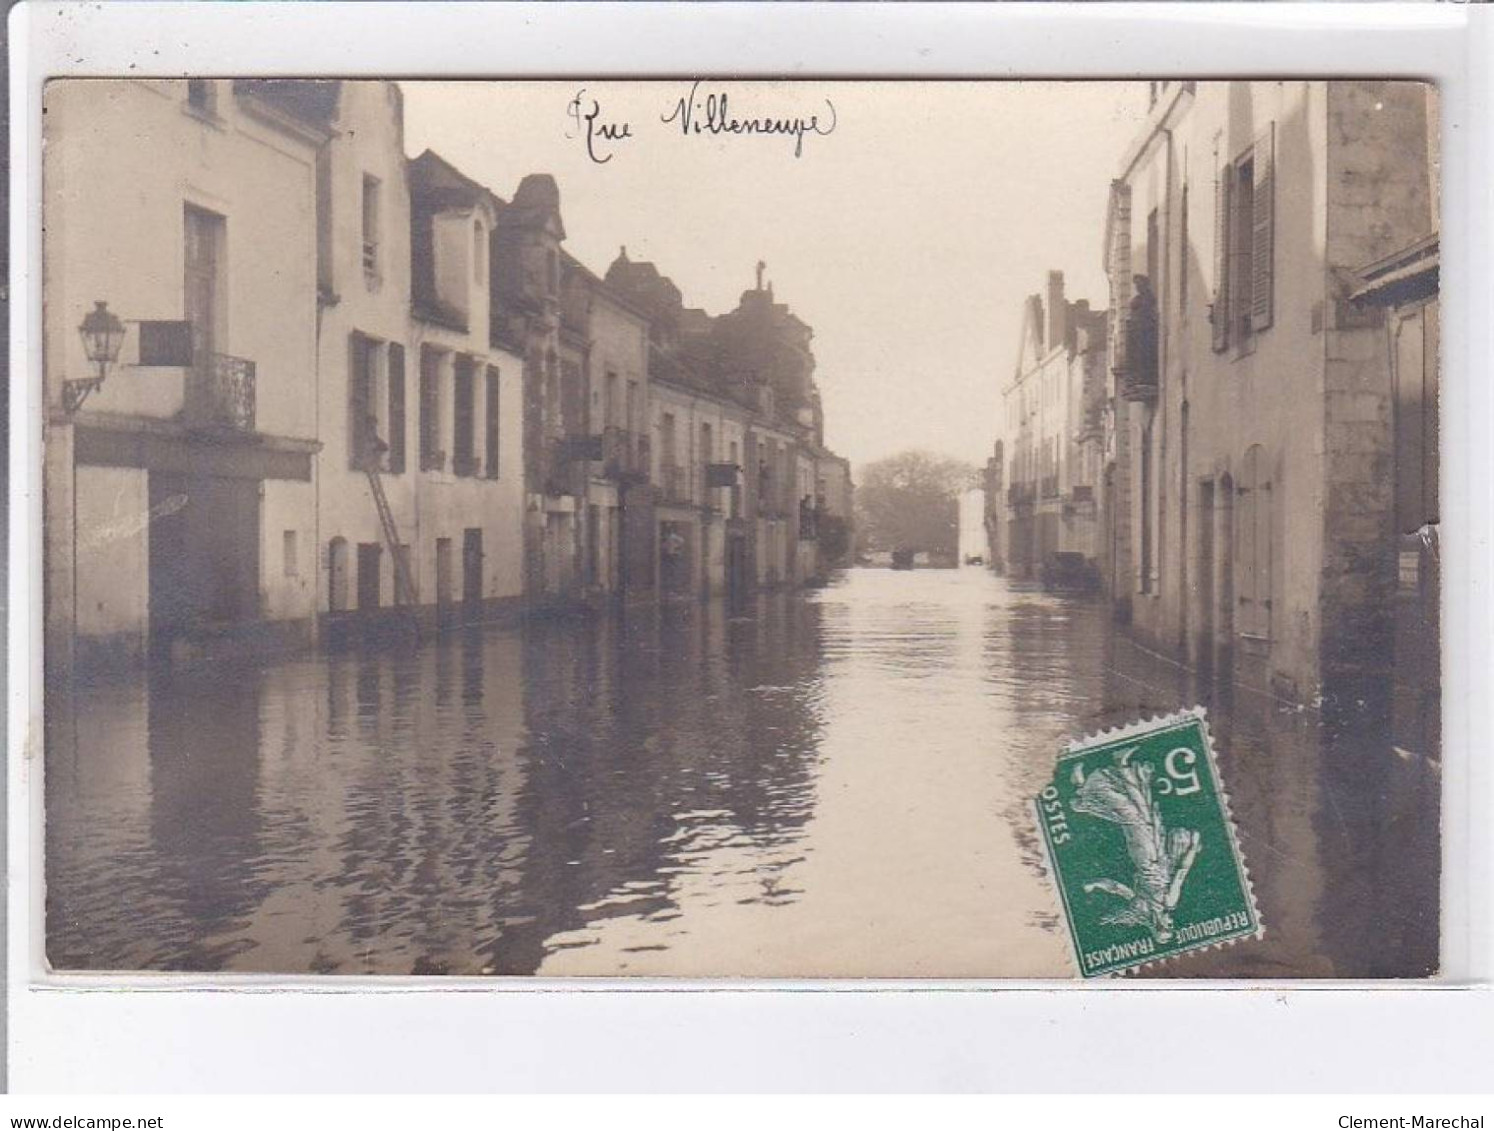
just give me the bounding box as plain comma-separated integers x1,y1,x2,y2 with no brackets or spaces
43,79,331,674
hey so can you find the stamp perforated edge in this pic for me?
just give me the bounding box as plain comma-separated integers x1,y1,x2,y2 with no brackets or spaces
1034,705,1266,978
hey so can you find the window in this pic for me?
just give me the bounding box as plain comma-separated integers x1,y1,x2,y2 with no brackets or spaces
547,249,560,295
473,221,486,284
700,422,713,504
186,79,216,116
453,355,476,476
362,175,381,277
661,412,677,465
283,530,299,578
604,371,618,429
1212,125,1275,352
420,347,444,471
316,147,334,298
183,203,225,354
729,440,741,518
388,343,406,474
661,412,678,499
485,366,501,478
1146,207,1160,293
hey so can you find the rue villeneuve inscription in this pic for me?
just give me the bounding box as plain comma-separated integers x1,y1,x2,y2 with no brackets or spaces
567,81,838,165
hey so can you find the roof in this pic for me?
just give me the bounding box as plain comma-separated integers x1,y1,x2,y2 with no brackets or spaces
1351,233,1439,306
233,80,341,128
408,149,500,217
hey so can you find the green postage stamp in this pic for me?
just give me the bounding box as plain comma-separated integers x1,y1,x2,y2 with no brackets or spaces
1036,708,1263,977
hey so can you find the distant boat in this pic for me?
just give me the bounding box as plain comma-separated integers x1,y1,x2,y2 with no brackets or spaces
891,548,916,571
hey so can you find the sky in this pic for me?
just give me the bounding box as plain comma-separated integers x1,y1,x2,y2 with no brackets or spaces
402,81,1151,474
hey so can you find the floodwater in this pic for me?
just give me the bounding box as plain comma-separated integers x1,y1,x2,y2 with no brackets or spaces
45,568,1439,977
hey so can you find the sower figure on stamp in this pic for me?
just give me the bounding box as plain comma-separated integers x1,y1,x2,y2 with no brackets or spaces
1070,750,1202,945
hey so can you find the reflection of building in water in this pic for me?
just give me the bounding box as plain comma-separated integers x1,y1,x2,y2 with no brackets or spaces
490,598,826,973
48,595,828,974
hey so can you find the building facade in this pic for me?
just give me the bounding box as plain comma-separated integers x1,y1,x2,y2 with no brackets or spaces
605,255,849,602
492,174,577,609
1101,80,1437,705
309,86,526,641
557,256,654,602
996,271,1106,582
43,80,852,678
43,79,331,675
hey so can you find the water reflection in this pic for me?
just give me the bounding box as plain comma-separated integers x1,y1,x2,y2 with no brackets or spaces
46,568,1437,977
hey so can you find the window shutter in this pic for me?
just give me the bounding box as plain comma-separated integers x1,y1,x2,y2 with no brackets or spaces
388,343,406,474
1212,164,1232,352
348,332,367,471
1250,122,1275,332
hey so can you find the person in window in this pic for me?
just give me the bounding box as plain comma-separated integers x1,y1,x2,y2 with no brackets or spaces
361,412,389,471
1126,274,1159,388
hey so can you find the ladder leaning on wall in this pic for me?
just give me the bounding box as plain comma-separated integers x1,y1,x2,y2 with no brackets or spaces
363,456,421,633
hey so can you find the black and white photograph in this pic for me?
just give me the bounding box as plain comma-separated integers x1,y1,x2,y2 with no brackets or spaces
39,77,1441,980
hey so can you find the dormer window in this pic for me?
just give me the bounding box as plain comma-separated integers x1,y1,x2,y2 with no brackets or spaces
473,220,486,285
186,79,217,117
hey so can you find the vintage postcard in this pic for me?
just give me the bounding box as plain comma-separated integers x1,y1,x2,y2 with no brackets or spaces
39,79,1440,979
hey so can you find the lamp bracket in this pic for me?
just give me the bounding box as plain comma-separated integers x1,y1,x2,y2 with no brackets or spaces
62,377,103,416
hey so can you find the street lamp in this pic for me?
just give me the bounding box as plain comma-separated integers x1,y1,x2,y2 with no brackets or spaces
64,300,126,415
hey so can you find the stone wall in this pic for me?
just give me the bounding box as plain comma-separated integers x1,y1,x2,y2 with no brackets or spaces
1320,82,1435,702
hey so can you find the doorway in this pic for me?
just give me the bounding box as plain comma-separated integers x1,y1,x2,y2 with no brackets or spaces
328,537,350,612
357,543,382,611
726,533,749,608
462,528,483,607
148,472,260,647
1196,479,1216,682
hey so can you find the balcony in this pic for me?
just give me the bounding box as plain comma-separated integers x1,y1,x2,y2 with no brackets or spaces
602,426,650,482
186,353,256,433
1064,484,1097,517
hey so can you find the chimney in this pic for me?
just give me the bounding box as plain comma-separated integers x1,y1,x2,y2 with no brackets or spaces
1046,271,1067,355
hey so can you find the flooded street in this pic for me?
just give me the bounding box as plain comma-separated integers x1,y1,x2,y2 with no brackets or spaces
46,568,1438,978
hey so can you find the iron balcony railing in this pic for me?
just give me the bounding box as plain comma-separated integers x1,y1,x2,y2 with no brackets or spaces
602,426,651,481
186,352,256,432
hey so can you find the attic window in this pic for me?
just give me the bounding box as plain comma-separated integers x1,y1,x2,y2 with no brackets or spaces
473,221,486,285
186,80,217,116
